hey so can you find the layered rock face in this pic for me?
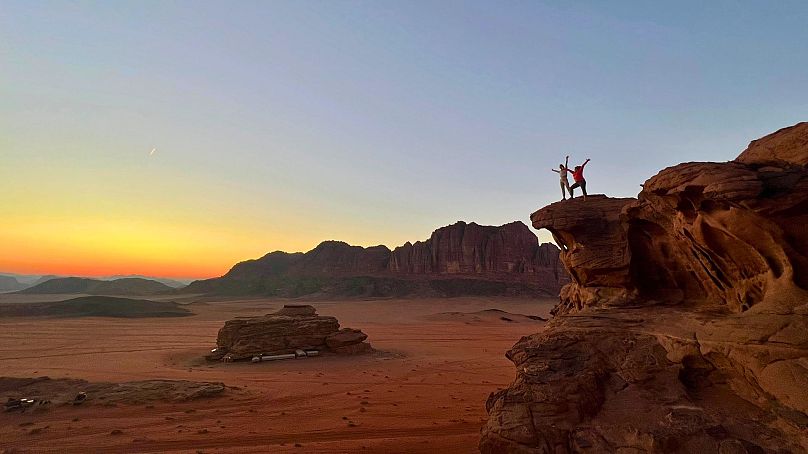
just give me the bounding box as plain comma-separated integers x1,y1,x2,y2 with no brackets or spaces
187,221,568,297
481,123,808,453
208,305,371,361
626,160,808,312
389,221,554,275
531,196,635,313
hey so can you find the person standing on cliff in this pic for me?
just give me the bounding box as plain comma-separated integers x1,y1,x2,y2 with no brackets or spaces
569,158,591,200
551,155,573,200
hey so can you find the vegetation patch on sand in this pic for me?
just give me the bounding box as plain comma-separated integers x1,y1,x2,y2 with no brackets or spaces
0,296,193,318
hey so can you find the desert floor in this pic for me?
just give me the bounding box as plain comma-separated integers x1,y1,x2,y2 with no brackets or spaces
0,295,556,453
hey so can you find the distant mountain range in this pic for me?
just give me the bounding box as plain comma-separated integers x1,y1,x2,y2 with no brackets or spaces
0,273,191,293
102,275,191,288
0,275,26,292
186,220,569,298
4,221,569,298
19,277,174,296
0,296,192,318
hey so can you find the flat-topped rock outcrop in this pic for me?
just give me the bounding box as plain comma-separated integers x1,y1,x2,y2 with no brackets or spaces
207,305,371,361
482,122,808,453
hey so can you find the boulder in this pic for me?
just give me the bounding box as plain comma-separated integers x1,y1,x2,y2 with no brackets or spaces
482,123,808,453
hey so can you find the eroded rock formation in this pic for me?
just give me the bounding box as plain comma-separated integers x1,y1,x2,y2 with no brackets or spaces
207,305,371,361
389,221,555,275
482,122,808,453
532,196,635,313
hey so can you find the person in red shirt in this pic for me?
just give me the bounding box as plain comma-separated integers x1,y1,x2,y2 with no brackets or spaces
569,158,591,200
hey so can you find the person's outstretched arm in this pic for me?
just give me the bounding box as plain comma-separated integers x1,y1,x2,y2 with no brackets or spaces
582,158,591,167
565,155,569,168
551,169,560,173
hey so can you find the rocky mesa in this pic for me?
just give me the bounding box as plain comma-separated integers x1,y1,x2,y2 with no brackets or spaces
481,122,808,453
207,305,371,361
187,220,568,297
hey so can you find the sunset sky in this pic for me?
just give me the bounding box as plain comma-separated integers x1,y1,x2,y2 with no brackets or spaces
2,1,807,279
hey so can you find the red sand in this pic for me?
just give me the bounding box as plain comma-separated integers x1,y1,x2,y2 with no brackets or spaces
0,296,555,453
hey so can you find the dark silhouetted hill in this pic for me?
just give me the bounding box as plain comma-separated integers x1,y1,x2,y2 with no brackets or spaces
0,296,192,318
104,275,190,288
0,275,26,292
31,275,61,286
19,277,174,296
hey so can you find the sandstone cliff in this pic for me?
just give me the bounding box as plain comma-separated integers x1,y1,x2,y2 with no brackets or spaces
186,221,568,297
481,122,808,453
390,221,547,274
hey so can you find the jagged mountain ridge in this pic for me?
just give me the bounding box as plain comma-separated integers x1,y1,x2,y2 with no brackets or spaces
186,220,568,297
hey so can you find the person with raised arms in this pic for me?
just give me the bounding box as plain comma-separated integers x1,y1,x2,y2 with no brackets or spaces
551,155,573,201
569,158,591,200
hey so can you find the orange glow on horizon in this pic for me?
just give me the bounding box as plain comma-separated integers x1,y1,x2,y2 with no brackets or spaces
0,216,318,280
1,252,228,280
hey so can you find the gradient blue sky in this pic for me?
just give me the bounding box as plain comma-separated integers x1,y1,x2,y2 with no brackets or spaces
2,1,807,277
